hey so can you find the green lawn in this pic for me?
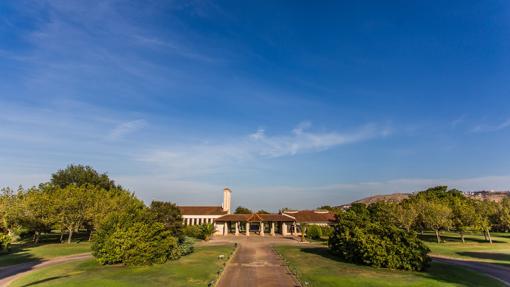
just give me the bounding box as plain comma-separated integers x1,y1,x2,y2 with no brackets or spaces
420,232,510,265
0,242,91,267
275,245,504,287
9,244,234,287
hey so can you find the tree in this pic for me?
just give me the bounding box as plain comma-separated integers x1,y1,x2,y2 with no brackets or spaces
53,184,95,243
51,164,117,190
0,187,25,240
88,188,143,238
474,200,497,244
19,186,56,243
497,198,510,232
150,201,183,237
306,225,322,240
393,201,418,232
234,206,252,214
329,209,430,271
451,198,477,243
198,223,216,241
256,209,270,214
368,202,399,226
420,200,452,243
92,206,179,266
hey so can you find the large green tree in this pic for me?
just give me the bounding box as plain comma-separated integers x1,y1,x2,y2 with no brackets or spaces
53,184,96,243
329,206,430,271
149,201,183,237
51,164,118,190
20,186,56,243
92,205,180,266
0,187,25,240
451,197,477,243
419,200,452,243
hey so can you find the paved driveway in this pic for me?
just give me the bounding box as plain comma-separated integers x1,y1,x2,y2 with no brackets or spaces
214,236,301,287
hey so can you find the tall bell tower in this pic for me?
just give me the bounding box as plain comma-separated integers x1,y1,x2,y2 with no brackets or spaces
222,187,232,214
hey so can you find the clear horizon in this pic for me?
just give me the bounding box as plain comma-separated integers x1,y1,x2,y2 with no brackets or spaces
1,1,510,210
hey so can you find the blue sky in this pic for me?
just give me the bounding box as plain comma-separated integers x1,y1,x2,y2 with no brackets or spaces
1,1,510,210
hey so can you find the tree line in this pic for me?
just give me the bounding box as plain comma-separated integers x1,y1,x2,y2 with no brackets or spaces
0,165,190,266
327,186,510,271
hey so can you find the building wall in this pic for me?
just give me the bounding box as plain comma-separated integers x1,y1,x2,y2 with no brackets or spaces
181,215,224,234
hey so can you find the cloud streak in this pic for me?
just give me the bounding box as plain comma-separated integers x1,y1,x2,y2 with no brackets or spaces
139,122,392,176
108,119,146,140
471,118,510,133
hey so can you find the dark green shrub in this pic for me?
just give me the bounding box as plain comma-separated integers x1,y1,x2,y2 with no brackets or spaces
176,236,195,256
92,207,180,266
306,225,322,239
329,211,430,271
320,225,333,237
199,223,215,241
183,225,202,238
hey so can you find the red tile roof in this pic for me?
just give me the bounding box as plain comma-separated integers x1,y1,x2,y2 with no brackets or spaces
283,210,336,223
216,213,295,222
178,206,227,216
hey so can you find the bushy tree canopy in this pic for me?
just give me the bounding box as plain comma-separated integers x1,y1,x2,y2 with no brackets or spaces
92,206,181,266
234,206,252,214
329,205,430,271
51,164,118,190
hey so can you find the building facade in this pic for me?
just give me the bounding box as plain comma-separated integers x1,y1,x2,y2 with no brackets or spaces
177,188,335,236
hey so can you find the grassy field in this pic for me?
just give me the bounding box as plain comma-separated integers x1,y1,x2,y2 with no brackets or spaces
275,245,505,287
10,244,234,287
420,232,510,265
0,232,92,267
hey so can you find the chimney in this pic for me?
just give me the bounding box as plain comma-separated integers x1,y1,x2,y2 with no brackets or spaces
223,188,232,214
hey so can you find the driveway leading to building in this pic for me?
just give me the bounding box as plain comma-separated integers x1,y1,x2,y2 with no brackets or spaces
0,253,92,287
214,236,302,287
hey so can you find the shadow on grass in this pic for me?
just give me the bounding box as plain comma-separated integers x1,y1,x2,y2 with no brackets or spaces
298,247,501,287
19,275,70,287
457,251,510,262
0,248,42,268
418,234,505,244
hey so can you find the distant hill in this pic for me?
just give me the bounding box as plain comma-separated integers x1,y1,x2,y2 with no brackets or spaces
340,190,510,207
465,191,510,203
352,193,410,205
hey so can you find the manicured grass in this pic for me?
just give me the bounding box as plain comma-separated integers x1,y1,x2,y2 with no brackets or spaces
420,232,510,265
0,242,91,267
275,245,505,287
10,245,235,287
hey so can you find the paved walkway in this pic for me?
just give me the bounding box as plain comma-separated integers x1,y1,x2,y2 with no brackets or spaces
0,253,92,287
214,236,302,287
432,256,510,286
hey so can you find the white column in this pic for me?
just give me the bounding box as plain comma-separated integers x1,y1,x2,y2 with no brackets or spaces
223,222,228,235
282,222,288,236
292,222,297,236
235,221,239,236
271,222,275,236
260,222,265,236
246,222,250,236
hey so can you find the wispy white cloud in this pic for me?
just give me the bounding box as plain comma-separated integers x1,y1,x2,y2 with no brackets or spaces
471,118,510,133
450,115,465,128
138,122,392,176
108,119,146,140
